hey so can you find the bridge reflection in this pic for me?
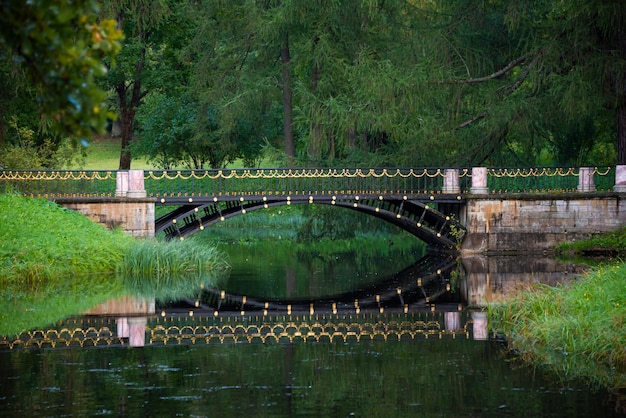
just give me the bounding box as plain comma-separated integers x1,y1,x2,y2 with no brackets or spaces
188,254,460,316
0,310,488,351
0,253,489,350
0,254,583,351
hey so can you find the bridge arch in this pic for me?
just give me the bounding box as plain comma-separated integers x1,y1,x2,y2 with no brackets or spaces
155,195,466,250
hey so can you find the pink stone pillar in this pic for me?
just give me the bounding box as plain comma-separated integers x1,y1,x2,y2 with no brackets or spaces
443,169,460,194
444,311,461,331
115,171,129,197
128,317,147,347
471,311,488,340
470,167,489,194
116,317,130,338
127,170,147,198
614,165,626,192
577,167,596,192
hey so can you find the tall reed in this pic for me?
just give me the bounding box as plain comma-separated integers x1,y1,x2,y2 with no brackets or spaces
118,238,229,299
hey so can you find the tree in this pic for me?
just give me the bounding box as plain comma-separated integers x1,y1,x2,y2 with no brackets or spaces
136,0,624,169
420,0,623,167
100,0,171,170
0,0,122,138
188,0,281,167
543,0,626,165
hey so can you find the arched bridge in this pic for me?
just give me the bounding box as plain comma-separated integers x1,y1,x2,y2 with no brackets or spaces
146,168,468,248
155,194,464,248
2,165,624,253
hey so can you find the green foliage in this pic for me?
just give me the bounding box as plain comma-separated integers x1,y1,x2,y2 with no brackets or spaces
0,0,122,137
0,116,87,169
183,0,624,168
0,193,227,335
0,0,623,169
556,226,626,257
489,263,626,389
134,93,198,169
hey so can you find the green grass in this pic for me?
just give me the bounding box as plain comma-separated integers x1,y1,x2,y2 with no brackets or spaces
82,136,152,170
0,194,131,282
82,136,271,170
0,193,228,336
556,226,626,258
489,263,626,390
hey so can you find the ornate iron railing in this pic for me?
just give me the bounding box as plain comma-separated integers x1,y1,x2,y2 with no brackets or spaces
0,166,616,198
144,168,463,198
487,167,614,193
0,170,117,198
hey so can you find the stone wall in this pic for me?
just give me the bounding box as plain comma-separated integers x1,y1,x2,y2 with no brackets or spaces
462,194,626,254
58,198,155,237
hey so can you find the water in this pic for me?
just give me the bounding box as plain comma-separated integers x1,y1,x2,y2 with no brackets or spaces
0,338,615,417
0,242,622,417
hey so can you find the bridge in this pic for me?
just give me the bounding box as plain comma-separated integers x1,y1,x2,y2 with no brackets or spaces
2,165,626,252
1,254,473,349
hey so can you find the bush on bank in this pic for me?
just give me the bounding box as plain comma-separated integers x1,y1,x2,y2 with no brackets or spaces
489,262,626,390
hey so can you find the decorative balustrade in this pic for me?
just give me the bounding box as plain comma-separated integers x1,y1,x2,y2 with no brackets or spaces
0,166,620,199
0,311,476,350
144,167,456,198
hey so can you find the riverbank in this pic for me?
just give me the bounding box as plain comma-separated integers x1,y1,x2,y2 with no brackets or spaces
0,193,227,335
556,226,626,259
489,254,626,390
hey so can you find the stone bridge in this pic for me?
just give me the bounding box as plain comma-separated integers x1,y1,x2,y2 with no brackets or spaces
3,166,626,253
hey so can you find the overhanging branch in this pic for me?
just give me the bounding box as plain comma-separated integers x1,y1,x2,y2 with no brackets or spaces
455,52,540,129
462,54,527,83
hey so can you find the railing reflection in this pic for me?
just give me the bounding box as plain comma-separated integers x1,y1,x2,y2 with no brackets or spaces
0,308,490,351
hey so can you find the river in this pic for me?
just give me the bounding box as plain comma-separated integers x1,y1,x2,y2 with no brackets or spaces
0,237,623,416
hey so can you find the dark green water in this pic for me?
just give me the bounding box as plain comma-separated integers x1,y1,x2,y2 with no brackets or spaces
0,336,616,417
0,236,622,417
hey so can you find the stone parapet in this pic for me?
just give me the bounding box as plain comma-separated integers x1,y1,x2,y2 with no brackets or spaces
461,194,626,254
58,198,155,237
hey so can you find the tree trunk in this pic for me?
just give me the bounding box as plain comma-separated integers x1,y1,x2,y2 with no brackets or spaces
119,109,135,170
617,102,626,165
280,35,295,164
117,46,146,170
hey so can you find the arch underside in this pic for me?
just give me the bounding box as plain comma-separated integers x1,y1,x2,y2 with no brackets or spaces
156,196,466,249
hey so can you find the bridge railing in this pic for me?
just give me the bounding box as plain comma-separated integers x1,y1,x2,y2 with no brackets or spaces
0,166,619,198
486,167,614,194
144,168,458,198
0,170,117,198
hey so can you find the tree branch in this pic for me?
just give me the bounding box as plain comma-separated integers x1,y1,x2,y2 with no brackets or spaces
458,111,488,128
440,54,527,84
463,54,527,83
456,52,540,129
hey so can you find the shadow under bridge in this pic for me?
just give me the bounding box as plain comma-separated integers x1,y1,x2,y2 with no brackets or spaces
155,194,466,250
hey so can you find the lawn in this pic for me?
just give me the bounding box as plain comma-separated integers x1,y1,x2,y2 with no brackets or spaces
82,136,272,170
82,136,152,170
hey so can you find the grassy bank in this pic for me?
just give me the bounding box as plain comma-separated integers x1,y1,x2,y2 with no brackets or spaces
0,193,227,336
489,262,626,390
556,226,626,258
